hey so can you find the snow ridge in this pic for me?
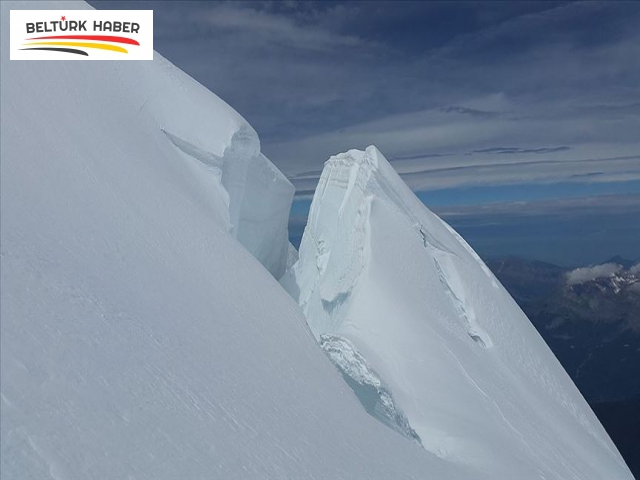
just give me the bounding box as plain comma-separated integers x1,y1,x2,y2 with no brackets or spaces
284,149,376,333
285,145,632,479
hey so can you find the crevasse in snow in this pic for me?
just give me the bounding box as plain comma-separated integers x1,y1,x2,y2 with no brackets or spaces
284,145,633,479
163,125,294,278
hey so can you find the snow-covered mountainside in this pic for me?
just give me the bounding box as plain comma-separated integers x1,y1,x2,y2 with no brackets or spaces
284,146,632,479
0,3,484,479
1,2,634,479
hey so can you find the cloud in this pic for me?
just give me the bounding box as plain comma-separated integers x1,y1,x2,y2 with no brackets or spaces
630,264,640,275
191,4,367,52
566,263,623,285
92,1,640,195
433,194,640,218
439,106,499,117
470,147,570,155
261,3,640,190
266,97,640,192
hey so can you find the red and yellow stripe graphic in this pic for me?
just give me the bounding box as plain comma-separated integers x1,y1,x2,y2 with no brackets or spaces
21,35,139,57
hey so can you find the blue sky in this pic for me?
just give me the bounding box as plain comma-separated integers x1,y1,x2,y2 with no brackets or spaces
93,1,640,264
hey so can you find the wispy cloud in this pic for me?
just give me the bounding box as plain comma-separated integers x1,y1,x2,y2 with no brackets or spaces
470,147,571,155
92,1,640,195
566,263,623,285
191,4,367,52
269,98,640,191
433,194,640,218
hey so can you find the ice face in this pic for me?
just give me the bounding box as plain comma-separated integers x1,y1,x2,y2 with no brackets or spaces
285,145,633,479
162,124,294,279
320,334,421,445
236,154,295,279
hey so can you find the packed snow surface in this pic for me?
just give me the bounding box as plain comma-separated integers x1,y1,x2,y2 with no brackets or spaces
284,145,633,479
1,2,486,479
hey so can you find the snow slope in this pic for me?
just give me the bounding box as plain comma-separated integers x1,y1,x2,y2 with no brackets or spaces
284,146,633,479
0,2,484,479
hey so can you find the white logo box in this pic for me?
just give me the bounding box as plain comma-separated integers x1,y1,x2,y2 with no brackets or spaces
10,10,153,60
